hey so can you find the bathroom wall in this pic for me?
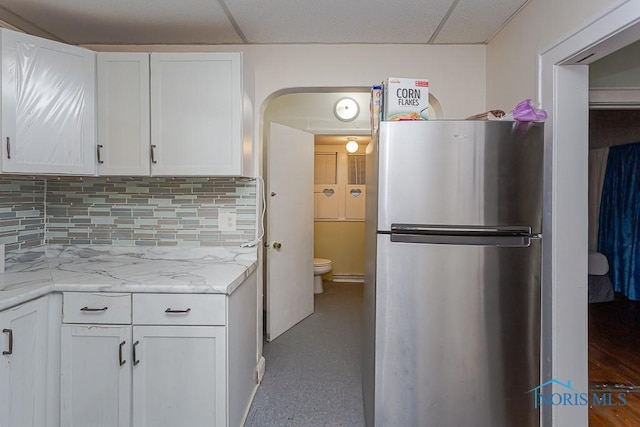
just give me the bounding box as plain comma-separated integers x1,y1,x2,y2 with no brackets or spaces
0,177,46,251
0,176,256,251
314,221,364,279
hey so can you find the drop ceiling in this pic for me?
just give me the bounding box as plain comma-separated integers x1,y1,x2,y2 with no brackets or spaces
0,0,530,45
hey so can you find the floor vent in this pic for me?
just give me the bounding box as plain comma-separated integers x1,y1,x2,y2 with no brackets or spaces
331,274,364,283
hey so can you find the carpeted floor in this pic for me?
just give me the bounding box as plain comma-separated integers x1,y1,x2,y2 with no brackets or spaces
244,281,365,427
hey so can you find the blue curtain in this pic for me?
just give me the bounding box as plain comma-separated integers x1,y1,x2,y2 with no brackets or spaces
598,142,640,301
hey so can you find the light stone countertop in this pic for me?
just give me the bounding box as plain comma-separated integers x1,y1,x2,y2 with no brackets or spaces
0,244,258,311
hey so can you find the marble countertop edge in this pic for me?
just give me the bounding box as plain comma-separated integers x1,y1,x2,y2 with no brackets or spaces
0,245,258,311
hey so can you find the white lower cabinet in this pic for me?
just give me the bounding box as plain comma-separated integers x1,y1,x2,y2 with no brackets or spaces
0,296,49,427
61,292,227,427
60,325,131,427
132,326,226,427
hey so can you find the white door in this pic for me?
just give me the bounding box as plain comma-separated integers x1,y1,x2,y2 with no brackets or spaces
132,326,226,427
60,325,132,427
266,122,314,341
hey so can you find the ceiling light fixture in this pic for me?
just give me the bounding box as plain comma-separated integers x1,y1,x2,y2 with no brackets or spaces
334,97,360,122
346,138,359,153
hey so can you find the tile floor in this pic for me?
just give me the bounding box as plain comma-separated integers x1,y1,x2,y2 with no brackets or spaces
244,281,365,427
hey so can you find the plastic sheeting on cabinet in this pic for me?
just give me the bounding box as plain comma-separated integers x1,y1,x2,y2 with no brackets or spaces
1,28,95,174
14,39,85,165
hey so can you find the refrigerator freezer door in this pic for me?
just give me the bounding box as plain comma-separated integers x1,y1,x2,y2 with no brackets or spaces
376,120,544,233
374,234,541,426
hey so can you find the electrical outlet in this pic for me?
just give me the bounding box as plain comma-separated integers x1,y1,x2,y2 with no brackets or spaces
219,210,237,232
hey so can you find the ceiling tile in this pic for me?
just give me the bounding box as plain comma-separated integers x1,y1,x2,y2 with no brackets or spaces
0,0,243,44
0,0,531,45
432,0,528,44
225,0,455,44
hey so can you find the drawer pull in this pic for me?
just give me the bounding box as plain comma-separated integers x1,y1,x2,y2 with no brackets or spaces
165,308,191,314
133,341,140,366
119,341,126,366
2,329,12,355
80,306,108,312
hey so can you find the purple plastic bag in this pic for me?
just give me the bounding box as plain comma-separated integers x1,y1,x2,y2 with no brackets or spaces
511,99,547,122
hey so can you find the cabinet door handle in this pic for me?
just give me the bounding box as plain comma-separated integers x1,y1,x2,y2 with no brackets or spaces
97,144,104,164
80,306,108,312
6,137,10,160
164,308,191,314
2,329,12,355
150,144,157,164
119,340,126,366
133,340,140,366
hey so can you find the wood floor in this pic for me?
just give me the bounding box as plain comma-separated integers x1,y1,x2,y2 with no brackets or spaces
589,294,640,426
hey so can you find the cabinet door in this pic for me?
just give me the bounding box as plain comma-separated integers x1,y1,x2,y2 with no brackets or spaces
132,326,226,427
97,53,150,175
0,297,48,427
1,29,96,174
314,184,341,219
345,184,366,219
150,53,243,176
61,325,132,427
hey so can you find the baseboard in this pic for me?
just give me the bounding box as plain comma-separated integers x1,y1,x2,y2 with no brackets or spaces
239,383,259,427
256,356,266,383
239,357,265,427
331,274,364,283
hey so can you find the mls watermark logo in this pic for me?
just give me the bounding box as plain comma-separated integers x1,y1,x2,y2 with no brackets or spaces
528,378,627,408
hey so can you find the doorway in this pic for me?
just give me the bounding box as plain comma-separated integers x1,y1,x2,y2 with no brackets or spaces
587,105,640,423
262,89,371,342
539,2,640,425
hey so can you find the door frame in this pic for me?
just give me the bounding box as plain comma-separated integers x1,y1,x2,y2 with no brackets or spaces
539,1,640,425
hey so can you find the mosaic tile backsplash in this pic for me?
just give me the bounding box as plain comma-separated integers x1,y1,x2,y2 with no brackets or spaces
0,177,46,251
0,176,256,251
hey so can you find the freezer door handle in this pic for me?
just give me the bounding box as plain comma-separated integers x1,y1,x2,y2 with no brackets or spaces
390,224,532,236
390,232,532,247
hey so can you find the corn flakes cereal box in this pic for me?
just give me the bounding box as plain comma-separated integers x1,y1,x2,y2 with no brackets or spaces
384,78,429,121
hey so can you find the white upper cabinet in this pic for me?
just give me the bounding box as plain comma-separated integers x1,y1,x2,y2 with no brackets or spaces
1,29,96,175
97,52,253,177
97,53,150,175
151,52,245,176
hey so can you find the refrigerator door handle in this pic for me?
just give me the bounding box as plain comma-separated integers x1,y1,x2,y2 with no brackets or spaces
390,232,532,247
390,224,532,236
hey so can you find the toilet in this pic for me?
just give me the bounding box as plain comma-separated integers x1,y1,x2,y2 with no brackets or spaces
313,258,332,294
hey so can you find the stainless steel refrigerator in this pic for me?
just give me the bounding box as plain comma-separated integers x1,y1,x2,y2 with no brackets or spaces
363,120,543,427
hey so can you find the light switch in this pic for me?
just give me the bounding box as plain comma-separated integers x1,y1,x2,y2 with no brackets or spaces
219,210,237,232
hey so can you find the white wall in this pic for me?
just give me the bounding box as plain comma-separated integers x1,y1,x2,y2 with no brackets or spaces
590,39,640,87
486,0,619,110
88,43,487,121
